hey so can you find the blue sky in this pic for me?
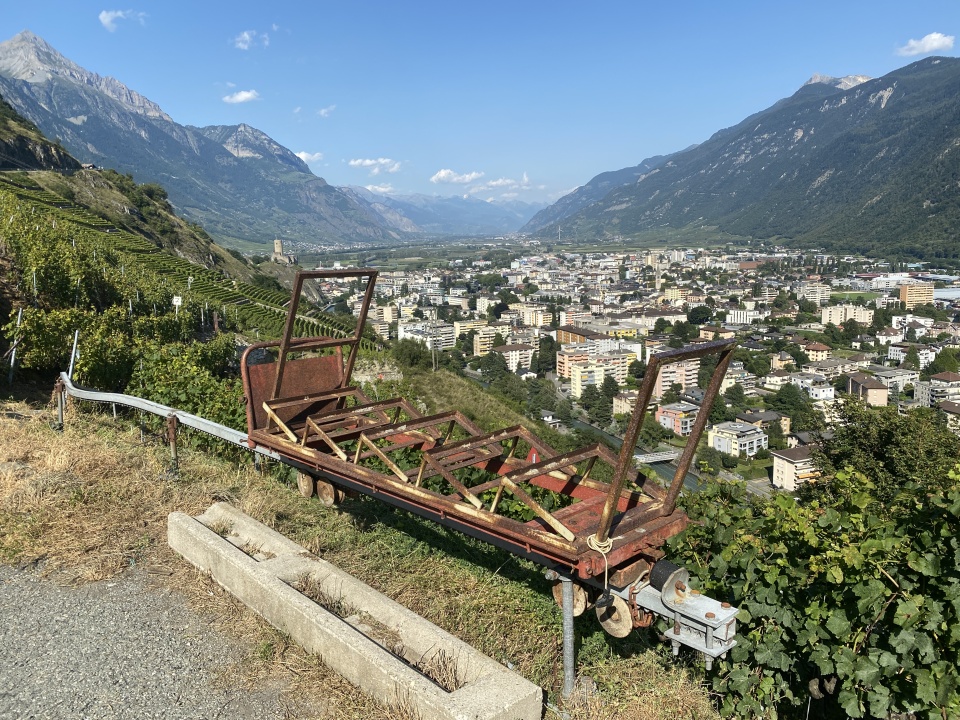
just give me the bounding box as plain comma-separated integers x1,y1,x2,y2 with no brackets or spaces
3,2,959,204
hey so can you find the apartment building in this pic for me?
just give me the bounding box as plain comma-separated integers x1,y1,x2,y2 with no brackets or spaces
491,344,535,373
655,402,700,436
652,359,699,400
771,446,819,492
914,371,960,408
397,321,456,350
473,326,500,356
899,282,934,309
887,343,938,369
790,372,835,401
571,363,606,399
556,344,593,378
847,372,889,406
821,304,874,326
708,421,769,457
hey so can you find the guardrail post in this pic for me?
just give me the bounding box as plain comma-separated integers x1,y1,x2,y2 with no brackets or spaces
54,377,65,431
166,414,179,477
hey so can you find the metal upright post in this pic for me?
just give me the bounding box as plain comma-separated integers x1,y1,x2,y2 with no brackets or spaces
8,308,22,385
167,415,179,477
55,378,65,431
561,576,576,698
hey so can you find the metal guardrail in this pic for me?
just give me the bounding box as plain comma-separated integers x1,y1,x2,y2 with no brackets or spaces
55,372,282,467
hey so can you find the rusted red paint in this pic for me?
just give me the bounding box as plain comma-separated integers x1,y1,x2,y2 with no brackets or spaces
243,269,736,581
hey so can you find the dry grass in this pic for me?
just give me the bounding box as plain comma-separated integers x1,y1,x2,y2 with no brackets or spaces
0,396,719,720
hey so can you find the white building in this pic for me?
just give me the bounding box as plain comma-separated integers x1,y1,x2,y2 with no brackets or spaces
790,372,835,401
491,344,535,373
397,321,456,350
821,304,874,326
708,422,768,457
771,446,819,492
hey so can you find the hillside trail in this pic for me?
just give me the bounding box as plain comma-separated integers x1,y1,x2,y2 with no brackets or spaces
0,563,319,720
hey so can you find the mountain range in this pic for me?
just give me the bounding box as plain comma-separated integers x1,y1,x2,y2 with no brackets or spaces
0,31,543,248
2,30,960,263
524,59,960,263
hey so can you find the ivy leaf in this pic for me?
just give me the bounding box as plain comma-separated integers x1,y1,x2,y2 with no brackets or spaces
867,685,891,718
906,551,941,577
838,687,864,718
892,629,916,654
894,597,922,628
916,670,938,704
826,611,852,639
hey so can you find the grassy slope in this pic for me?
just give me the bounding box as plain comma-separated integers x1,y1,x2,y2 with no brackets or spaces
30,170,256,283
0,386,718,720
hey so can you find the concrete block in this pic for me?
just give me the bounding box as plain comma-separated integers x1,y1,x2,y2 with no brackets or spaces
168,502,542,720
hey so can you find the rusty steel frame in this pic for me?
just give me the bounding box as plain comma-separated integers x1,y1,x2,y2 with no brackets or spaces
241,268,737,581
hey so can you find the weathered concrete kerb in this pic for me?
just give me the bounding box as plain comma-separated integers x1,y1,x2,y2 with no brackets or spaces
167,503,542,720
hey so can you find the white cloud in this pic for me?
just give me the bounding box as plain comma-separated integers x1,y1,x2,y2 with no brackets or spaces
349,158,401,175
430,168,484,184
365,184,394,193
99,10,146,32
499,192,519,199
896,32,955,56
234,30,255,49
296,151,324,163
464,172,533,196
234,29,270,50
293,106,301,114
317,105,336,118
223,89,260,104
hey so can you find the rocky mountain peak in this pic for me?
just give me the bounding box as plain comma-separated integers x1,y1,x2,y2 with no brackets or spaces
192,123,311,172
803,72,871,91
0,30,171,121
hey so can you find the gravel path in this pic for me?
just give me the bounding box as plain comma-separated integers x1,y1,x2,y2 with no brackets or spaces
0,565,300,720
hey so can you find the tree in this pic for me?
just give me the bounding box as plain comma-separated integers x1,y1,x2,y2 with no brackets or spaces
628,359,646,380
529,351,540,376
696,445,724,475
804,398,960,512
490,373,525,405
601,375,619,401
653,317,672,334
589,396,612,427
556,398,573,424
687,305,713,325
478,350,508,381
766,382,822,431
767,421,787,450
392,338,430,369
672,321,693,343
745,353,770,378
579,384,602,415
902,346,920,370
538,335,557,373
923,348,959,378
723,382,747,409
660,382,683,405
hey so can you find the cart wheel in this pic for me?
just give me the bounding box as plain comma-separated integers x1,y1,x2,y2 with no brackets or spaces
297,472,317,498
315,478,345,507
596,595,633,638
550,580,589,617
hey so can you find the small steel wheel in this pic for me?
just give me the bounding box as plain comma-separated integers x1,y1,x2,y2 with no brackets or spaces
550,580,589,617
297,471,317,498
315,478,345,507
596,595,633,638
